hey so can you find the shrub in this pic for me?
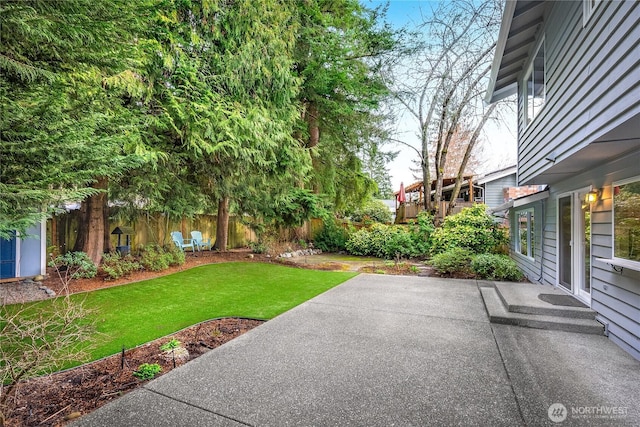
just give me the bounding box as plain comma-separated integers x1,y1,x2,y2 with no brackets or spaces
374,225,417,259
314,219,350,252
429,247,474,275
471,254,524,281
345,227,372,256
164,244,186,266
350,200,392,224
139,245,172,271
133,363,161,380
407,212,435,256
48,252,97,279
249,241,268,254
431,205,508,255
346,224,418,259
100,252,141,280
1,295,97,420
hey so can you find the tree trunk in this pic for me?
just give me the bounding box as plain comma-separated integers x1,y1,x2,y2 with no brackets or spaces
103,197,111,253
214,197,229,251
421,161,431,212
72,177,108,265
306,102,320,148
446,103,498,216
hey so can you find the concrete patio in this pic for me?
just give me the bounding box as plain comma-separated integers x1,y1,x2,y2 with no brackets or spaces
74,275,640,426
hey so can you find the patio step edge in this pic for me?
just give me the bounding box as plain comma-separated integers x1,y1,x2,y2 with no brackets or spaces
480,287,604,335
494,282,596,320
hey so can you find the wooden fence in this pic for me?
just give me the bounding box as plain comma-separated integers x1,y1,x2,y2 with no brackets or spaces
48,211,324,255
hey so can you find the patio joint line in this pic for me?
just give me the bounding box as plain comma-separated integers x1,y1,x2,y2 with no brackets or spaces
143,388,255,426
487,324,527,425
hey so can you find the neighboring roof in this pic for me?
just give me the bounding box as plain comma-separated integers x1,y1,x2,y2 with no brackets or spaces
476,165,517,185
395,177,474,196
486,0,546,103
489,187,549,213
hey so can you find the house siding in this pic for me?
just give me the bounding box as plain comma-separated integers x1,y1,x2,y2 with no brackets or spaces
509,199,544,283
510,150,640,360
484,175,517,208
517,0,640,184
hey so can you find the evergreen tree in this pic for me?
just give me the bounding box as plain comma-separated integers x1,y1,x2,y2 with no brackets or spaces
292,0,399,210
0,0,146,248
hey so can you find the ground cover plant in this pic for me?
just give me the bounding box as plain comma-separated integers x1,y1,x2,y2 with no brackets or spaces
7,262,356,364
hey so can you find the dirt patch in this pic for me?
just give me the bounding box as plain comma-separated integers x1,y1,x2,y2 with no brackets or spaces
3,317,263,427
359,263,433,276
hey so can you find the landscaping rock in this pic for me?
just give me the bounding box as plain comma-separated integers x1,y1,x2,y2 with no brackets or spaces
278,249,322,258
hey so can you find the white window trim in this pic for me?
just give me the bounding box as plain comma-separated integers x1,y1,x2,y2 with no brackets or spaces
583,0,601,26
523,37,546,129
515,207,535,261
611,175,640,269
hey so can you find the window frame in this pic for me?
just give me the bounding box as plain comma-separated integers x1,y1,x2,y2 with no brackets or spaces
523,38,546,128
583,0,601,26
515,207,535,261
612,175,640,267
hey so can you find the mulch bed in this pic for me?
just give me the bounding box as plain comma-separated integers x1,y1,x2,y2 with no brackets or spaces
4,318,263,427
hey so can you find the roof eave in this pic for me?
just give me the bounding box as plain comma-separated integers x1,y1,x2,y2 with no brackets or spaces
485,0,519,104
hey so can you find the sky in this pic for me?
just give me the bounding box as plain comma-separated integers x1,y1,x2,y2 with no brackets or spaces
362,0,518,193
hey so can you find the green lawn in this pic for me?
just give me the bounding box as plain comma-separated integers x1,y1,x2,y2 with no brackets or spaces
38,262,356,361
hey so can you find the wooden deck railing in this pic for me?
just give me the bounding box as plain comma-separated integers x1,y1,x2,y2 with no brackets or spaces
395,201,475,223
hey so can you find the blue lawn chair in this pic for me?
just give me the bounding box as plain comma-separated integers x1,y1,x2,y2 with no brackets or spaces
170,231,195,252
191,231,213,251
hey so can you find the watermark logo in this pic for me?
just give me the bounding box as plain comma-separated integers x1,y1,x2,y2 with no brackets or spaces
548,403,629,423
548,403,567,423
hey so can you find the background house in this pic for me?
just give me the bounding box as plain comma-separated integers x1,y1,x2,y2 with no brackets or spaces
0,222,47,281
487,0,640,359
393,176,476,223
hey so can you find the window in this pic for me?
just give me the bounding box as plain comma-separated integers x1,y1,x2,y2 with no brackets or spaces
583,0,601,25
516,208,535,259
613,177,640,263
525,41,545,125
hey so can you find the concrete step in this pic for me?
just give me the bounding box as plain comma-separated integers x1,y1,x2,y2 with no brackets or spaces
480,287,604,335
495,282,596,320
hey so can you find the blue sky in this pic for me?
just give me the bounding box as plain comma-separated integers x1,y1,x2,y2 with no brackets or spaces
363,0,437,28
361,0,517,192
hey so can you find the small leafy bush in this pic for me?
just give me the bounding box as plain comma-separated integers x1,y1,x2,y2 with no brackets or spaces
159,338,181,352
138,244,184,271
314,218,350,252
346,224,418,259
249,241,268,254
165,244,186,266
429,247,474,275
431,205,508,255
350,199,392,224
100,252,141,280
407,212,435,256
375,225,417,259
133,363,162,380
471,254,524,281
48,252,97,279
344,227,372,256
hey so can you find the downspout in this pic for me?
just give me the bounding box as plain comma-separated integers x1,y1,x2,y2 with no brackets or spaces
536,198,546,283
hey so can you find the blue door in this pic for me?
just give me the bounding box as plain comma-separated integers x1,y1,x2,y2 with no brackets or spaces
1,235,17,279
